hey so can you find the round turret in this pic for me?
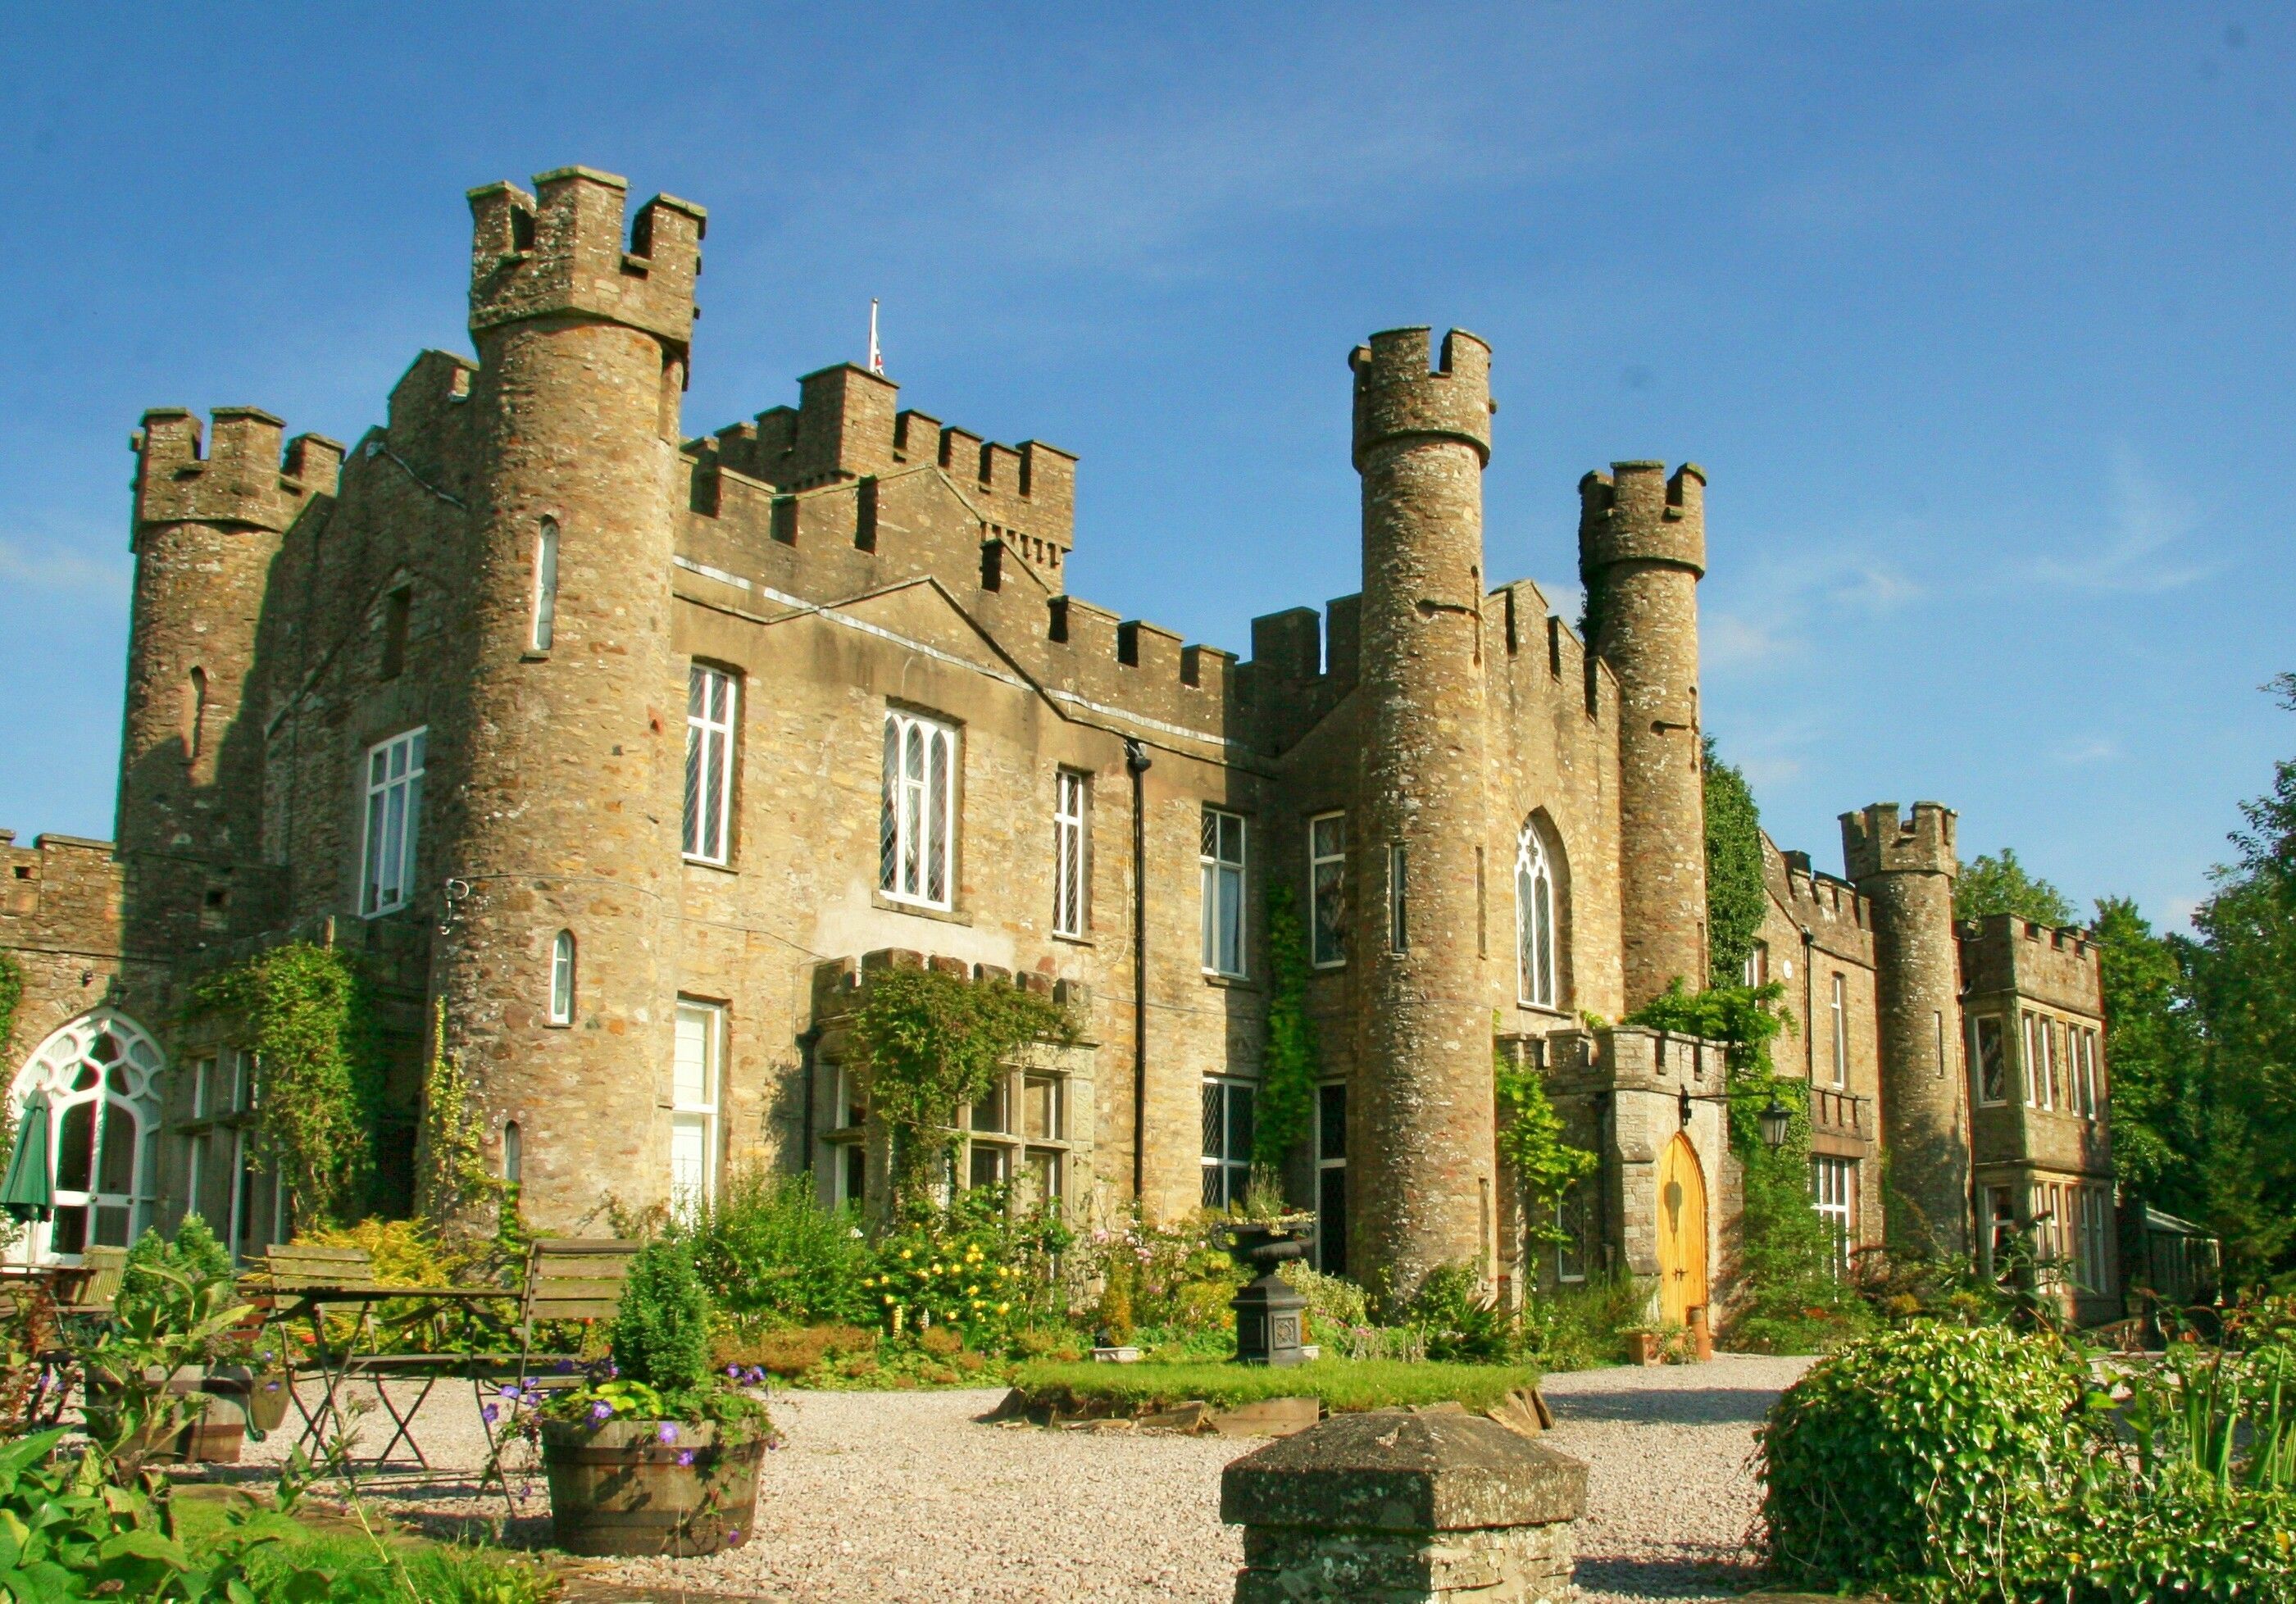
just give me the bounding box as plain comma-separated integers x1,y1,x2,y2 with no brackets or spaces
426,167,707,1227
1578,461,1708,1006
1347,326,1498,1306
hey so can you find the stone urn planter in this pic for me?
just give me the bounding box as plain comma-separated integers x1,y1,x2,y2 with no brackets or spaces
541,1419,766,1557
1221,1219,1314,1367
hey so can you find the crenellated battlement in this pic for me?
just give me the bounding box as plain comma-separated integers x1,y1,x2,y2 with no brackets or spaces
1577,461,1706,576
694,366,1075,561
467,166,705,348
1841,801,1959,881
1957,912,2103,1016
1348,326,1494,469
131,407,343,542
1771,838,1871,934
807,947,1089,1022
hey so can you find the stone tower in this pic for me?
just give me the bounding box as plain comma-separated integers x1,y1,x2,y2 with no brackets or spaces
1578,461,1710,1007
428,168,706,1222
1843,801,1969,1258
1348,326,1499,1306
120,409,341,866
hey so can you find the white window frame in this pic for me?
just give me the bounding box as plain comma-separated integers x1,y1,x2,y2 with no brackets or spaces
1053,769,1089,938
1201,807,1247,977
2039,1017,2058,1111
671,1000,723,1214
530,516,558,653
360,728,426,917
1202,1075,1255,1209
1829,973,1847,1087
1812,1155,1856,1275
684,666,739,866
1971,1015,2007,1106
1516,822,1557,1008
1309,812,1347,969
881,708,958,908
1744,939,1768,988
2021,1012,2040,1106
548,930,575,1026
1985,1184,2016,1278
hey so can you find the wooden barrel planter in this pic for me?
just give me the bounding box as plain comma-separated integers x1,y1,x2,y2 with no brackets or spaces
82,1375,245,1465
541,1420,765,1557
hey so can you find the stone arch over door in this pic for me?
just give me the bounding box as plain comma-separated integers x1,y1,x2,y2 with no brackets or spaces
9,1010,165,1263
1656,1130,1708,1329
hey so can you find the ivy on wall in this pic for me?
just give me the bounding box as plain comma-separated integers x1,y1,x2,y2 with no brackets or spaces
843,966,1074,1214
1253,884,1321,1177
1703,734,1766,987
0,952,21,1054
413,996,503,1235
189,942,386,1230
1494,1030,1597,1244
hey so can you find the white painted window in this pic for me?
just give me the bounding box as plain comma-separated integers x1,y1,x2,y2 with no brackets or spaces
1053,769,1089,938
1309,813,1347,968
1201,1076,1255,1209
14,1011,164,1262
1971,1016,2007,1106
1516,822,1557,1008
1316,1081,1348,1275
880,709,958,907
2039,1018,2059,1111
684,666,738,865
1812,1155,1857,1275
360,728,426,917
671,1000,722,1213
2022,1012,2041,1106
1743,939,1768,988
1986,1184,2016,1278
1201,808,1247,976
530,517,558,652
548,931,575,1025
1829,974,1847,1087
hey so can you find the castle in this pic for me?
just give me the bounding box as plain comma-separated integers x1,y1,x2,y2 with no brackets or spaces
0,166,2120,1325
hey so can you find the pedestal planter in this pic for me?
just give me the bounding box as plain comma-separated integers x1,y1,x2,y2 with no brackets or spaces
1223,1222,1312,1367
541,1420,765,1557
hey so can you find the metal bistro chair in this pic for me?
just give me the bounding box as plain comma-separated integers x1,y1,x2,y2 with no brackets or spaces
473,1237,641,1506
257,1243,461,1472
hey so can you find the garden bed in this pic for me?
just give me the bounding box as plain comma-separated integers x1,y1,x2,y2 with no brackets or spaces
1008,1356,1542,1417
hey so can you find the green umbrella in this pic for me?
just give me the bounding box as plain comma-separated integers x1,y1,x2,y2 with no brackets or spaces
0,1090,53,1226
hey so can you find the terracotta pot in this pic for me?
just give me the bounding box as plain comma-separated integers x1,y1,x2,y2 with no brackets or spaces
541,1419,765,1557
1625,1330,1662,1366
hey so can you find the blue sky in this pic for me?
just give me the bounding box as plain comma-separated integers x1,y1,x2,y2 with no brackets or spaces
2,3,2289,932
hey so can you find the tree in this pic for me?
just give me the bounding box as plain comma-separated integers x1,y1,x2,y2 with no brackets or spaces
2089,897,2199,1202
1703,736,1766,986
1955,848,2075,926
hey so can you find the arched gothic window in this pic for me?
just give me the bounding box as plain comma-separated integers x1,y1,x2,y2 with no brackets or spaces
1515,820,1558,1009
10,1011,163,1261
549,930,575,1025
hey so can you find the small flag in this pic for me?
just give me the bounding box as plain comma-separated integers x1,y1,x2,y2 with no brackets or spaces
868,299,884,375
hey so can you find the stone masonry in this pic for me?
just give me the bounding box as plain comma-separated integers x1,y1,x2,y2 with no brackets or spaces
0,163,2116,1320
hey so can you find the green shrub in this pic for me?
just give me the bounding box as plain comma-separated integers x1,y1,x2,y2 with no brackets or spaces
1757,1322,2092,1593
1280,1261,1368,1342
1012,1356,1539,1415
1402,1262,1517,1363
117,1215,237,1325
683,1168,873,1326
1521,1273,1650,1370
864,1184,1071,1350
611,1239,714,1396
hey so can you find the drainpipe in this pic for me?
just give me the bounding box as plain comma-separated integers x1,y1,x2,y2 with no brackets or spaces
1126,739,1153,1200
1800,925,1816,1085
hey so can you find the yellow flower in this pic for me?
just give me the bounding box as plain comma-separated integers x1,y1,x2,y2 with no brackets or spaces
996,1302,1010,1314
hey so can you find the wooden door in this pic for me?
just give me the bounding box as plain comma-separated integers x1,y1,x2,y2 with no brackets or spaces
1657,1133,1708,1329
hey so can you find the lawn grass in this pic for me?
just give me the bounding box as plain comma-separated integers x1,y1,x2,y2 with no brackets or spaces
168,1484,557,1603
1011,1356,1540,1414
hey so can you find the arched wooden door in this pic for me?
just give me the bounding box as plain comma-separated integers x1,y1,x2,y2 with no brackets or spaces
1657,1133,1708,1329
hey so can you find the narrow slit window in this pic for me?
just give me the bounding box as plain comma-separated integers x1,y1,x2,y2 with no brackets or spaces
1309,813,1347,968
1829,974,1847,1086
1053,770,1089,937
548,930,575,1025
502,1120,521,1184
530,519,558,652
184,666,208,763
380,586,411,679
1389,843,1408,955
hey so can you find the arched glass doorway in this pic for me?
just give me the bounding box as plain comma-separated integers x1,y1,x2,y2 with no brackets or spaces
10,1011,164,1262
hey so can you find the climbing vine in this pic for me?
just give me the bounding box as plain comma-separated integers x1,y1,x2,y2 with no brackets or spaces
1253,884,1321,1176
843,966,1074,1213
414,997,503,1235
0,952,20,1054
1494,1029,1597,1243
189,942,386,1230
1703,734,1766,987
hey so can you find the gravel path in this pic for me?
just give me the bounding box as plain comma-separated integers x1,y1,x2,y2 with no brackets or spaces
234,1354,1813,1602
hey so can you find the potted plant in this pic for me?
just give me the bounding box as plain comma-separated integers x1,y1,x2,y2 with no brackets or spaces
537,1238,775,1556
80,1257,254,1475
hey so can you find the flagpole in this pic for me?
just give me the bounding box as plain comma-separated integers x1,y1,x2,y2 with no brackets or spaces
868,299,883,376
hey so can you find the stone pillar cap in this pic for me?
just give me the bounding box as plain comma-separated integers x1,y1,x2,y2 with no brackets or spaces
1220,1410,1589,1533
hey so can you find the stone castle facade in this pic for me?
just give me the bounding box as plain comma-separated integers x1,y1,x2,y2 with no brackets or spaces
0,166,2119,1324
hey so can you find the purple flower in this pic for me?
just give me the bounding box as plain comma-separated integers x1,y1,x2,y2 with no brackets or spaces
589,1402,612,1422
497,1384,522,1400
725,1364,739,1377
676,1449,695,1467
481,1403,499,1424
726,1529,740,1543
657,1423,680,1445
552,1359,576,1374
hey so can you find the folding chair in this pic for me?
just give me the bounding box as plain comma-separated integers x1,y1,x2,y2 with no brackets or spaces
472,1237,641,1507
258,1243,463,1472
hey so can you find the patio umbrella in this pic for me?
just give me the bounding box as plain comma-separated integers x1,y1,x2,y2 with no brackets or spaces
0,1090,53,1226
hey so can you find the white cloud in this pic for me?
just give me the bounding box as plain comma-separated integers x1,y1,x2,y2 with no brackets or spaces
1827,562,1924,612
2023,448,2215,593
2050,736,2122,766
1704,611,1799,670
0,536,127,596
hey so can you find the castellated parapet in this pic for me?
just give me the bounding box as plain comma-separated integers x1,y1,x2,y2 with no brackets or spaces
1579,461,1708,1006
1348,327,1499,1305
1842,802,1967,1257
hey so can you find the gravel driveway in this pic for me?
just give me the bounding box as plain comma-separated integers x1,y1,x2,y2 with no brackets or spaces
239,1354,1813,1602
